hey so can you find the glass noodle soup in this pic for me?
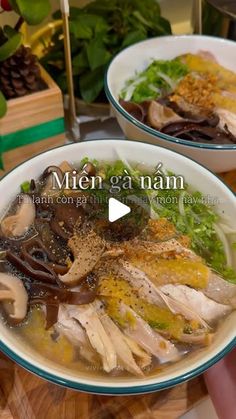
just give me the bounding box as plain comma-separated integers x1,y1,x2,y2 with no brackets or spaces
120,52,236,145
0,159,235,378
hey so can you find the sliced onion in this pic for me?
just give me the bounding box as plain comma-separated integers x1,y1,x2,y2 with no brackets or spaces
122,76,147,101
156,72,178,91
214,223,232,266
148,84,161,94
178,191,186,217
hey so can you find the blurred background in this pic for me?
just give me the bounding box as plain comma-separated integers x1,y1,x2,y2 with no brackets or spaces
0,0,195,35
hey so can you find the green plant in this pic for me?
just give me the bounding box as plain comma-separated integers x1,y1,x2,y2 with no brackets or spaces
41,0,172,104
0,0,51,118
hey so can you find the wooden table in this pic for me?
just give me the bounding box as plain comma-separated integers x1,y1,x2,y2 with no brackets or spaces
0,170,235,419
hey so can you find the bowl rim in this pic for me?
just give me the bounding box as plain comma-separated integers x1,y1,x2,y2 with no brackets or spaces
105,34,236,151
0,336,235,395
0,139,235,394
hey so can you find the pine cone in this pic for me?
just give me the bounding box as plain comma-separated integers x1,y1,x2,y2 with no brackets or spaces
0,45,46,100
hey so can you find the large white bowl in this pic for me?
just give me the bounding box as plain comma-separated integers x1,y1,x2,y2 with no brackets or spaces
105,35,236,173
0,140,235,395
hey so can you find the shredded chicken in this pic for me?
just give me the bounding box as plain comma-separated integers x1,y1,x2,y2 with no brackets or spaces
56,305,97,363
66,303,117,373
160,284,232,324
119,303,180,364
120,261,209,329
94,301,144,376
204,273,236,308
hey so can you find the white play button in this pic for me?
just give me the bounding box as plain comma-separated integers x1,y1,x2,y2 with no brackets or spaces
108,198,131,223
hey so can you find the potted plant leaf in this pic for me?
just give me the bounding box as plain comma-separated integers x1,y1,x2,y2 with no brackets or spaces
0,0,65,175
40,0,171,116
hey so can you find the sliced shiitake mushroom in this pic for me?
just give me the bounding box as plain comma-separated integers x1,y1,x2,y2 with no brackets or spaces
59,225,105,287
41,161,74,197
41,160,97,197
0,272,28,324
147,101,183,130
1,195,36,238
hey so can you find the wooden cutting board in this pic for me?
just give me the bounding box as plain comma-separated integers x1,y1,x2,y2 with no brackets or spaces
0,170,235,419
0,351,207,419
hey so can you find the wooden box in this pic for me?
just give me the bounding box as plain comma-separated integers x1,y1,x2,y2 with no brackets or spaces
0,66,65,176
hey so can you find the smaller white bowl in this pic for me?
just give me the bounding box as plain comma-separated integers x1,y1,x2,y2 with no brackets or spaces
105,35,236,173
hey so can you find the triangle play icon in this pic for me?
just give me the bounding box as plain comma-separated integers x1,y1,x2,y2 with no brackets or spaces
108,198,131,223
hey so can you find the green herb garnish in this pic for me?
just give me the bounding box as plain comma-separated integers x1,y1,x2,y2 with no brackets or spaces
120,58,189,102
100,161,236,283
21,181,31,193
148,321,168,330
152,188,236,284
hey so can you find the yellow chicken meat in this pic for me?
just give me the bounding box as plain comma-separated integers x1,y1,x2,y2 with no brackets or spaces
127,257,210,289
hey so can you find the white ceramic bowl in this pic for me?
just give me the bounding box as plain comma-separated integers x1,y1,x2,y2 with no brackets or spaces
105,35,236,173
0,140,235,395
